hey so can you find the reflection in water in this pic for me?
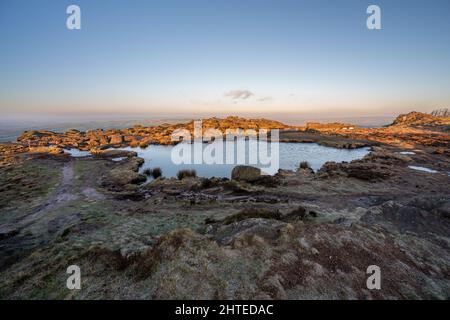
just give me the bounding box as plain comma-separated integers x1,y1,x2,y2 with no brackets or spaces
120,142,370,179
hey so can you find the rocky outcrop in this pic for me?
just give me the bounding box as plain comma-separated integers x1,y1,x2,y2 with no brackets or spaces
109,134,124,145
0,143,28,156
28,146,64,155
214,218,294,247
13,116,288,152
318,140,367,149
288,111,450,149
320,162,392,181
391,111,445,126
91,149,137,158
100,157,146,190
367,150,412,164
390,111,450,133
104,169,146,187
317,148,410,181
231,165,261,182
361,198,450,236
305,122,358,133
10,112,450,156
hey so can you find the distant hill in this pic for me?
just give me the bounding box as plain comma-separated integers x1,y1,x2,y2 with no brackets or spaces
390,111,450,132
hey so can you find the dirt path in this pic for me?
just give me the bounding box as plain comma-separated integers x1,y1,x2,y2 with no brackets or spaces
0,161,78,270
0,159,109,271
22,161,78,224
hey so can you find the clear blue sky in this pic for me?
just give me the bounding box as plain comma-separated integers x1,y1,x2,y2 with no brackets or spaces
1,0,449,118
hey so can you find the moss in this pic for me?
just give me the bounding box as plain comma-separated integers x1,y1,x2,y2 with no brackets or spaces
221,180,250,194
283,206,307,221
0,159,60,218
221,208,282,225
74,159,88,183
299,161,311,169
177,169,197,180
144,167,162,179
151,168,162,179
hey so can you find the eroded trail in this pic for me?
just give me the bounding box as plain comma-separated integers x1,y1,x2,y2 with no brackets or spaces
20,161,78,227
0,159,107,272
18,160,105,226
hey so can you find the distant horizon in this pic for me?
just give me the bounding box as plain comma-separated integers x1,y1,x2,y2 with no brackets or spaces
0,109,415,142
0,109,408,125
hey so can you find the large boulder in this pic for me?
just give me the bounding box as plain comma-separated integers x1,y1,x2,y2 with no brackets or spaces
109,134,124,145
363,148,412,165
231,165,261,182
214,218,293,247
344,162,391,181
91,149,137,158
28,146,64,155
317,161,391,181
100,157,146,189
105,168,146,186
361,200,450,236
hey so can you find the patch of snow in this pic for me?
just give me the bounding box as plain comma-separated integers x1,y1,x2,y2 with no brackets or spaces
408,166,438,174
399,151,415,155
111,157,127,162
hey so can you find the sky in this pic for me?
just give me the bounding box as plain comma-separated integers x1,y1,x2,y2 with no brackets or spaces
0,0,450,121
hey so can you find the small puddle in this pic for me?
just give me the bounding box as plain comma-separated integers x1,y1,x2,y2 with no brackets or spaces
65,149,91,157
408,166,438,174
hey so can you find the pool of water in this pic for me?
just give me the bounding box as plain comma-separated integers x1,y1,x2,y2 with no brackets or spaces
65,148,91,157
119,142,370,179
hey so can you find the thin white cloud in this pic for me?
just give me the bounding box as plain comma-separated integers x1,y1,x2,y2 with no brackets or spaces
224,90,254,100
